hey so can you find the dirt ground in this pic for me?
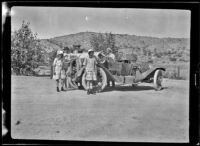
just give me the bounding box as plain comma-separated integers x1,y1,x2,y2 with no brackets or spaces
11,76,189,142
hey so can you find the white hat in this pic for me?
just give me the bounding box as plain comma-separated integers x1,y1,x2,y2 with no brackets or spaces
88,49,94,53
107,47,112,51
57,50,63,55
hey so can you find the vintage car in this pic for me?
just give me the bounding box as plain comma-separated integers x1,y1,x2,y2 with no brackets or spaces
58,51,166,91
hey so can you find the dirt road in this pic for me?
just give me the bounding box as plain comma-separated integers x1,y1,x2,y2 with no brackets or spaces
11,76,189,142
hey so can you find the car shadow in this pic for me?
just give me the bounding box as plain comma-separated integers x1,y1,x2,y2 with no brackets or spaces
102,85,155,92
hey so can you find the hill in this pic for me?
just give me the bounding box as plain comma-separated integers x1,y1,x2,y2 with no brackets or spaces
39,31,190,64
38,39,62,53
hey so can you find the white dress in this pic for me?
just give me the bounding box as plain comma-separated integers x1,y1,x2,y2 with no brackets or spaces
53,58,65,80
83,57,97,81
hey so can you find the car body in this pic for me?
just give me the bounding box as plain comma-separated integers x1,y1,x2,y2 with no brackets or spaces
60,51,166,91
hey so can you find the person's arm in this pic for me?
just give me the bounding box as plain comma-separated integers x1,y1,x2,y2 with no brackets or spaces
66,64,72,76
52,58,57,74
94,57,98,71
83,57,87,67
61,58,64,70
112,54,116,61
95,57,98,65
95,56,100,65
78,56,83,67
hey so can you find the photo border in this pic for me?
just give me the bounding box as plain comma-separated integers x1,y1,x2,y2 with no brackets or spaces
2,1,199,145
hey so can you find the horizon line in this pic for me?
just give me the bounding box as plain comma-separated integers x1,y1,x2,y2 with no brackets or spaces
38,31,190,40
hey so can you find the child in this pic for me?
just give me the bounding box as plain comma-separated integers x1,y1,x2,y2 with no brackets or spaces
53,50,65,92
62,49,71,90
83,49,97,95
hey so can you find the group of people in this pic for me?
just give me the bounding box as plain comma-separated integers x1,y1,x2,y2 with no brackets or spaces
52,47,116,94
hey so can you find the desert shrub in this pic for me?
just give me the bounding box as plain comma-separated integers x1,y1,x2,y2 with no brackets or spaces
163,67,188,80
163,70,178,79
169,57,177,62
154,52,162,58
179,57,188,62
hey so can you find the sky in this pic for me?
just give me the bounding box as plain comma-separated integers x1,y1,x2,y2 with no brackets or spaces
11,7,191,39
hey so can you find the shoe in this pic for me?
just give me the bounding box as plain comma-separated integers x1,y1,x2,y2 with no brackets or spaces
87,90,90,95
57,87,60,92
61,87,65,91
97,89,102,93
91,91,96,95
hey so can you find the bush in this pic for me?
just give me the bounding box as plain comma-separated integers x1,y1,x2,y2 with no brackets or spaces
163,68,187,80
11,21,45,75
169,57,177,62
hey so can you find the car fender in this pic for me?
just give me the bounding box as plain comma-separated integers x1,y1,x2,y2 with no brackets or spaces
142,67,166,81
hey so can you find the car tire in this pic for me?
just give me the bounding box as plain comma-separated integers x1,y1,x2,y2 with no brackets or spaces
153,69,163,91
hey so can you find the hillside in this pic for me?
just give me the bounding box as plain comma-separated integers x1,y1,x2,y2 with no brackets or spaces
38,39,62,53
39,31,190,64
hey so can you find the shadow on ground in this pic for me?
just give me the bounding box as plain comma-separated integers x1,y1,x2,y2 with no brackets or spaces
102,85,155,92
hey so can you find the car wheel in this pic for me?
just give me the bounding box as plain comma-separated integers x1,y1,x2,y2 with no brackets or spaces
153,70,163,91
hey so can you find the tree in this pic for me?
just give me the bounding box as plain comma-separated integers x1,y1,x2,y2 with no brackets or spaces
105,32,117,53
90,33,105,52
11,21,45,75
90,32,117,55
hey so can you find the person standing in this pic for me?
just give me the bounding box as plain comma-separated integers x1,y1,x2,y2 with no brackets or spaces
53,50,65,92
83,49,98,95
97,52,108,68
106,47,116,62
62,48,71,90
106,47,116,87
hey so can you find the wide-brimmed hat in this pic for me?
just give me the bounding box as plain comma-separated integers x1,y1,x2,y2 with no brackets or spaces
57,50,63,55
88,49,94,53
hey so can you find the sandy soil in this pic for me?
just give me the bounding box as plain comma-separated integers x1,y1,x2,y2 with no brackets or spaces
11,76,189,142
